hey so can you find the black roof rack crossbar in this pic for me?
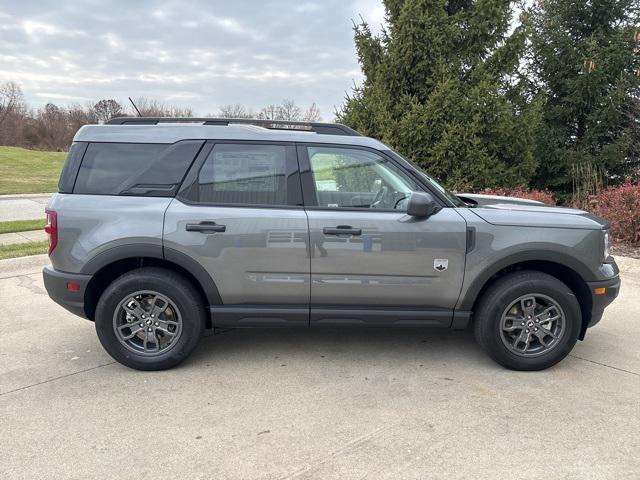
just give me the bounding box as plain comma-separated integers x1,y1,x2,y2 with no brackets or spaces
106,117,362,136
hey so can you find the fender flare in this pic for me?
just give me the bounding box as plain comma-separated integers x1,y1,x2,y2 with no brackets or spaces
80,243,223,305
457,250,594,311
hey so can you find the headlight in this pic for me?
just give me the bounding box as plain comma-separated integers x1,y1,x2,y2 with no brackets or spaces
603,231,610,259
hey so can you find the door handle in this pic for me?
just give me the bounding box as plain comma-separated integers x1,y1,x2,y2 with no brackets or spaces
186,221,226,233
323,225,362,236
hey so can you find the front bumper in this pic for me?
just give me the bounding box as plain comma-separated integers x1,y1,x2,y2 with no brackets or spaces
585,275,621,329
43,265,92,319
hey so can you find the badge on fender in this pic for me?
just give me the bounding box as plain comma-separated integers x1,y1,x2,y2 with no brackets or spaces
434,259,448,272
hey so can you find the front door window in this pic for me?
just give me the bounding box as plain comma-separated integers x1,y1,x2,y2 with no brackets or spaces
307,147,419,210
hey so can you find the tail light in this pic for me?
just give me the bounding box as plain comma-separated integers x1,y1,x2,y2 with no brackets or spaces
44,209,58,255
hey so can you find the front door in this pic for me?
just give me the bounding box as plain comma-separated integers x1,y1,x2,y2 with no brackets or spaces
164,141,310,327
299,145,467,327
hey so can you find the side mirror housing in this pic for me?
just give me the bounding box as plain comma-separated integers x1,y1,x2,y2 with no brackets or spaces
407,192,440,218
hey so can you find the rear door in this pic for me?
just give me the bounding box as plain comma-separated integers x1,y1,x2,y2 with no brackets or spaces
164,141,310,327
299,144,467,327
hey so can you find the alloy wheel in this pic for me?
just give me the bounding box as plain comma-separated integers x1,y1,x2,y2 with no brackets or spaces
112,291,183,356
499,293,566,357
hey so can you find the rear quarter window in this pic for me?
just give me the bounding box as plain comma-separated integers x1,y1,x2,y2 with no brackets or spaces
73,141,203,196
57,142,88,193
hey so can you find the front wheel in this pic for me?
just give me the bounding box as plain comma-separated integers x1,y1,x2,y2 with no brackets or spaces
95,267,205,371
474,271,581,371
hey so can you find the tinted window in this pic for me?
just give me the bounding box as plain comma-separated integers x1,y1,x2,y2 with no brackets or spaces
192,144,289,205
308,146,419,210
58,142,87,193
73,141,203,196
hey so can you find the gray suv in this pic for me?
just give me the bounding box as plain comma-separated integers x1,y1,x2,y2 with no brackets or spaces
43,118,620,371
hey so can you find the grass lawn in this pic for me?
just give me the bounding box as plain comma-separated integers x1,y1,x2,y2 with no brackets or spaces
0,219,46,234
0,146,65,195
0,240,48,260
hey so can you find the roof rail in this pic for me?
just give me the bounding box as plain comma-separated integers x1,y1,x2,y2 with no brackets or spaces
106,117,362,136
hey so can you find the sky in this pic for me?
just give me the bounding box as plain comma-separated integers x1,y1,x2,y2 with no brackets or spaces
0,0,386,119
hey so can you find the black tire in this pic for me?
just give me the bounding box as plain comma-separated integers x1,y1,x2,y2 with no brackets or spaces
473,270,581,371
95,267,205,371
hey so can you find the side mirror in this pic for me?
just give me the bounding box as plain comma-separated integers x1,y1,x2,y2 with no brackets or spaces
407,192,440,218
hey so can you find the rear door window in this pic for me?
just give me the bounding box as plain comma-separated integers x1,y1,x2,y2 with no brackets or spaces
73,141,203,196
180,143,301,206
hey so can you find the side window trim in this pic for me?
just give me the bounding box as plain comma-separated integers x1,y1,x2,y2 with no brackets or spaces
297,142,433,211
176,140,303,209
296,144,318,207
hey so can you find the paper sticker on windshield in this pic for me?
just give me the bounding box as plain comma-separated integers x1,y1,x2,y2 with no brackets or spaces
434,259,448,272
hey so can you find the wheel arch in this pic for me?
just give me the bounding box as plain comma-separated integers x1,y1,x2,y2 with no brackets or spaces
81,244,222,323
460,254,593,340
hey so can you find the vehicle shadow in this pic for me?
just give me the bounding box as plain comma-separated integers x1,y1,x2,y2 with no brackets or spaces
186,326,495,369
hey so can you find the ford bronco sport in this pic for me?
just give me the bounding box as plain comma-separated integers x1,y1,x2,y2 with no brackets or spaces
43,118,620,371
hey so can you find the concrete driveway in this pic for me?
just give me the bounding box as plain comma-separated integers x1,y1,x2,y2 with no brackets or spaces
1,255,638,479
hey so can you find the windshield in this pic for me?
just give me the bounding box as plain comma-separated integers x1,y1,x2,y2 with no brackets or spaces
385,150,465,207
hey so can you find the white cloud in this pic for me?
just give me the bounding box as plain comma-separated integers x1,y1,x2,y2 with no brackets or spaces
166,91,201,101
295,2,321,13
203,15,264,41
22,20,85,38
152,9,167,20
35,92,93,101
1,0,368,119
217,17,244,33
103,33,121,49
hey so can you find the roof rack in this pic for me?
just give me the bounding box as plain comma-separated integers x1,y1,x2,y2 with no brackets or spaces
106,117,362,136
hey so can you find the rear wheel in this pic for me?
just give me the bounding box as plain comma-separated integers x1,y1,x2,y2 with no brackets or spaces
95,267,205,370
474,270,581,371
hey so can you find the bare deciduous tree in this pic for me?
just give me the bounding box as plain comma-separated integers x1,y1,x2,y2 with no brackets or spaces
217,103,254,118
31,104,70,151
0,82,24,124
0,81,27,145
277,99,302,121
131,97,193,117
66,103,99,144
256,100,320,122
0,82,323,150
257,104,279,120
93,99,123,123
302,102,322,122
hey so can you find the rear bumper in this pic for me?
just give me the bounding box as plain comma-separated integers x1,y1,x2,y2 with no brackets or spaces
43,265,92,319
585,275,621,329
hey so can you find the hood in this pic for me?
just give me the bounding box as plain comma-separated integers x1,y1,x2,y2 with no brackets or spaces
458,195,609,230
457,193,545,207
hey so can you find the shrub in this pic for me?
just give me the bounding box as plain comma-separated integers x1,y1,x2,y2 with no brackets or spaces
477,187,557,205
588,183,640,246
469,184,640,246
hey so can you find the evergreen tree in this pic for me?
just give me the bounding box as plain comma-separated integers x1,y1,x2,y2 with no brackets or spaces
530,0,640,193
338,0,541,191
